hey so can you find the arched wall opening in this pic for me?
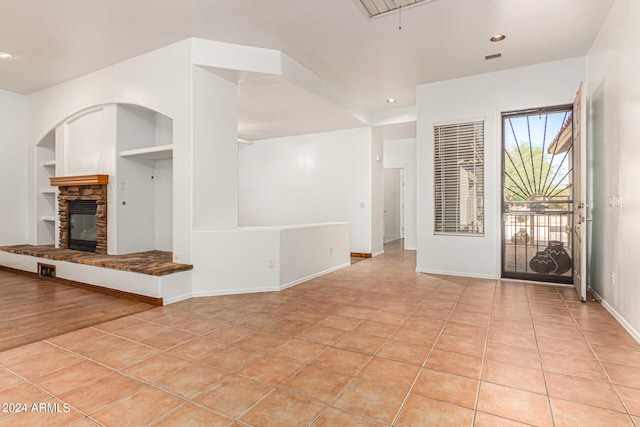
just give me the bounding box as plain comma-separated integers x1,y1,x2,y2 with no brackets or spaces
34,103,174,255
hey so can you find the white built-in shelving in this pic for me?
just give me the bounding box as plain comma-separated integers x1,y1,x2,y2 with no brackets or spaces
115,106,174,254
36,131,57,245
119,144,173,160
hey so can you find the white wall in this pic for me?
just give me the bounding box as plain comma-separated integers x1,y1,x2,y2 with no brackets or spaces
384,138,417,250
370,127,384,256
280,223,351,286
192,228,280,295
191,223,350,296
191,66,238,231
154,112,174,251
154,158,173,251
66,107,117,177
238,127,375,253
0,89,28,245
116,105,156,254
416,58,586,278
586,0,640,338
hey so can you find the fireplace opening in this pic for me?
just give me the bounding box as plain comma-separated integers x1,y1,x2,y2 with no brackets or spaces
68,200,98,252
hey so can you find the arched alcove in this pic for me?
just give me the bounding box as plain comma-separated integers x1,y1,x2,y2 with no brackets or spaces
35,103,174,255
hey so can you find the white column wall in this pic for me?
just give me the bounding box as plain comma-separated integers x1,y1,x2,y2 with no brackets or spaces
370,127,384,256
0,89,28,245
384,138,417,250
416,58,586,278
191,66,238,231
586,0,640,339
238,127,374,253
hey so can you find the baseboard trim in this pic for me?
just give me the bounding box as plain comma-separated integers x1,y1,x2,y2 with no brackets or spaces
190,286,280,298
280,262,351,290
162,293,193,305
190,262,352,300
415,267,498,280
0,264,163,306
351,252,372,258
589,287,640,345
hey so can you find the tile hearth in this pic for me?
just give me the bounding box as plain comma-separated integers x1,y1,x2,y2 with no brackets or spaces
0,245,192,276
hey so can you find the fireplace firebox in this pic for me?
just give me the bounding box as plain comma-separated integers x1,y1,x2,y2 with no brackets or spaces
50,175,108,254
68,200,98,252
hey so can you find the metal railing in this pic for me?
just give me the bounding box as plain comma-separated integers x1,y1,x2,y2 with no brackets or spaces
503,200,573,279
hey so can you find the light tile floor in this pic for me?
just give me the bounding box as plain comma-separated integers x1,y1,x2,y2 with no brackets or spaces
1,242,640,426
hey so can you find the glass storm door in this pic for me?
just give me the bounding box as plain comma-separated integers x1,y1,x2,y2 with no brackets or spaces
501,104,575,285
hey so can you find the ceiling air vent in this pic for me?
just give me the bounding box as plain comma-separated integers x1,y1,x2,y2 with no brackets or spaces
485,53,502,61
357,0,434,18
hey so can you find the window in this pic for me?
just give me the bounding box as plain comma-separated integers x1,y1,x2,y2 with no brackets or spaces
434,120,485,235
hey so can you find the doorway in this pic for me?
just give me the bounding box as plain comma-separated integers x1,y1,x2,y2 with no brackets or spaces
384,167,405,246
501,105,575,285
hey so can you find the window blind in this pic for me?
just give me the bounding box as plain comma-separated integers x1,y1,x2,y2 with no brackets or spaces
434,120,485,235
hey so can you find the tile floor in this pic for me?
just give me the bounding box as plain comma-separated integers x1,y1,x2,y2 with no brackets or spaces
1,242,640,426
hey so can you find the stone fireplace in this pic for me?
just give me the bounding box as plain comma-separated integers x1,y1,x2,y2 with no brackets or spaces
50,174,108,254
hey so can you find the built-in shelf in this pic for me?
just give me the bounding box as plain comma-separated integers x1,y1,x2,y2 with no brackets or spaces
119,144,173,160
36,141,57,246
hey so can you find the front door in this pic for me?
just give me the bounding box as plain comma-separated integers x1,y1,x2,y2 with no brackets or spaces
501,104,575,285
573,83,588,301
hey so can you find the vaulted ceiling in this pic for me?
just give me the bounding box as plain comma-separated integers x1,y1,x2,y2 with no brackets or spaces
0,0,614,140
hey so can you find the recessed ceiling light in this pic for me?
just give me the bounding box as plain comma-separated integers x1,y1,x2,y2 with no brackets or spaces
0,51,14,59
490,34,506,42
386,98,397,104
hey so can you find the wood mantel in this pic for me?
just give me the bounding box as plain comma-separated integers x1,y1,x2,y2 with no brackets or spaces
50,174,109,187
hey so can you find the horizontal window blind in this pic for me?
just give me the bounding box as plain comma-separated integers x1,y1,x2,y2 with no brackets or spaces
434,120,485,235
